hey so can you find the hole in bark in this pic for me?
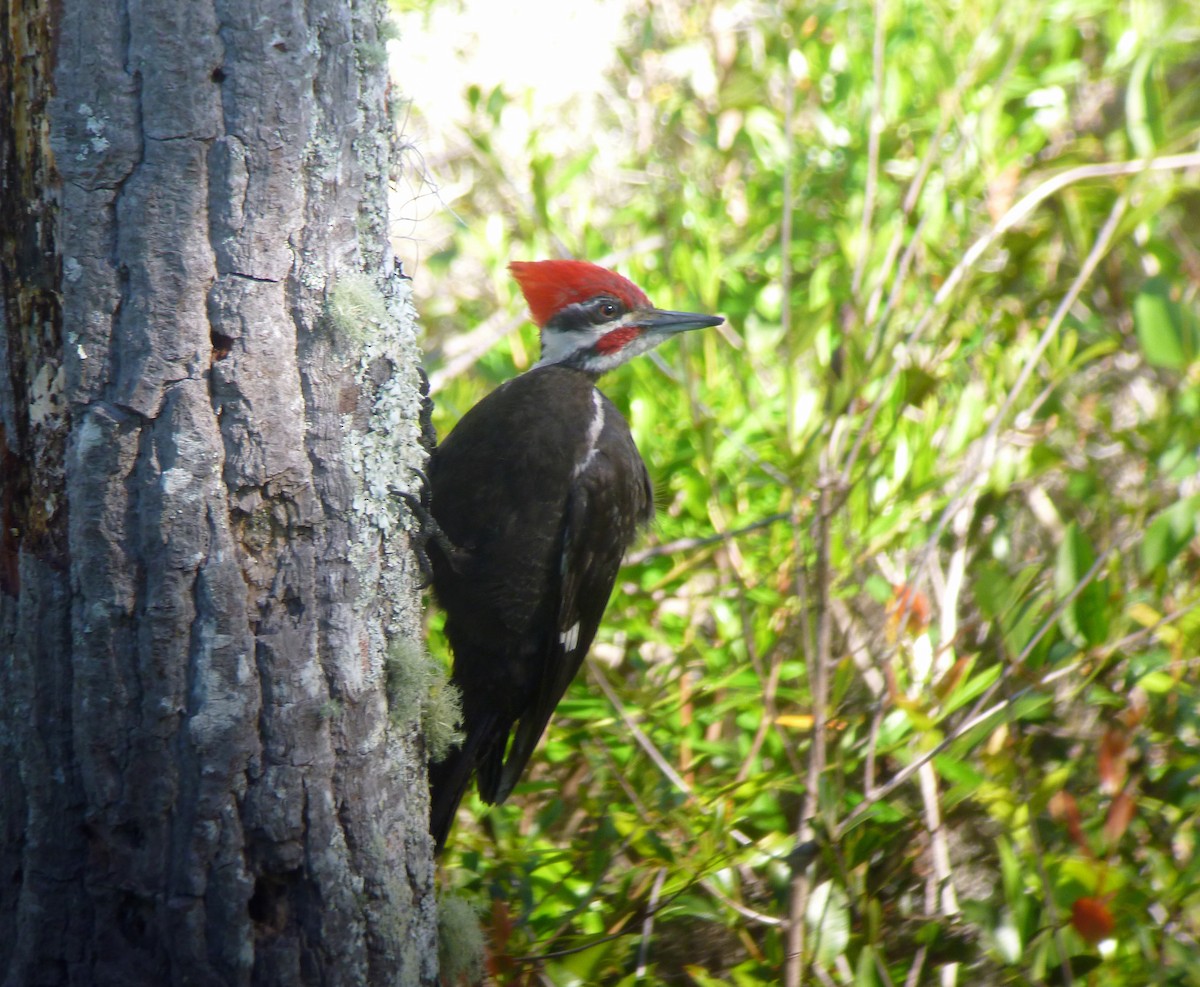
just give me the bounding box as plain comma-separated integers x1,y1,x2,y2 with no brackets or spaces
211,331,234,362
249,871,297,935
117,891,154,948
211,67,226,83
114,821,145,849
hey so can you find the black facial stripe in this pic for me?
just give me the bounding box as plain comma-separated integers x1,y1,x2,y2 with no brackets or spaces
544,295,627,332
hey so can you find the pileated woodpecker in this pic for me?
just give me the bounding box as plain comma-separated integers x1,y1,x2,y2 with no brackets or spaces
426,259,723,853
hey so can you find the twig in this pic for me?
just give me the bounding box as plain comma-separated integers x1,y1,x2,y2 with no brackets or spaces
852,0,887,298
841,150,1200,492
903,188,1131,599
779,0,795,382
625,512,789,565
635,869,668,981
586,657,753,847
833,544,1115,840
903,945,928,987
942,153,1200,312
785,472,837,987
704,880,787,927
865,10,1025,355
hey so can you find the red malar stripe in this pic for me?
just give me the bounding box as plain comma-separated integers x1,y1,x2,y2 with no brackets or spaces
595,325,641,354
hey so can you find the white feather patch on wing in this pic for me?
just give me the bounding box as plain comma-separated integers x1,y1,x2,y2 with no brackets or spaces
560,621,581,653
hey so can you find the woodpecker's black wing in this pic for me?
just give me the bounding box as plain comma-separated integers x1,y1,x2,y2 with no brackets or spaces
494,406,653,802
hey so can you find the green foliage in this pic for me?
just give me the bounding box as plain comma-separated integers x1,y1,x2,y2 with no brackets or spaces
408,0,1200,982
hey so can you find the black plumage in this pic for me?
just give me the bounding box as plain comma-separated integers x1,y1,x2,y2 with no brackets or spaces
426,366,652,853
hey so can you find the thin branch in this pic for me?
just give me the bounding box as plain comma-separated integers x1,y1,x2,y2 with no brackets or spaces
626,512,789,565
785,472,837,987
904,188,1131,593
852,0,887,298
940,153,1200,313
903,945,929,987
704,880,787,927
635,868,668,982
586,657,753,847
865,9,1024,351
840,150,1200,490
779,2,796,381
833,544,1115,840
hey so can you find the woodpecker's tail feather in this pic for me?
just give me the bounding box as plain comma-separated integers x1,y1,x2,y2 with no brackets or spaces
428,712,496,855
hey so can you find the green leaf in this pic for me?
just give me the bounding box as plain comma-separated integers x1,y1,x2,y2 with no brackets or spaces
1055,522,1109,647
1141,496,1200,574
854,945,883,987
1126,52,1164,157
686,967,737,987
1134,277,1196,370
806,880,851,965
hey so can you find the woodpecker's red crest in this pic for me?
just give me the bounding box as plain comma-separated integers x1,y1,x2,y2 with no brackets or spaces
509,260,651,326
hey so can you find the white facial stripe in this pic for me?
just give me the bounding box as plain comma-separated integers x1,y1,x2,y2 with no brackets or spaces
573,389,605,478
533,312,683,373
534,327,597,369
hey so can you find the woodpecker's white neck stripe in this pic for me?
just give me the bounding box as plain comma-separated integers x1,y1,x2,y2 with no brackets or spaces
573,389,606,478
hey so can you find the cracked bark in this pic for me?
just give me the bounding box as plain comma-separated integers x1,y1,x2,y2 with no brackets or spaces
0,1,436,984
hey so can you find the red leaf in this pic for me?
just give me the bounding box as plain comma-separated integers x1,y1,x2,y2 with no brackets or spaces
485,898,516,977
1098,727,1128,796
1049,790,1089,854
1103,788,1136,846
888,583,931,638
1071,896,1115,943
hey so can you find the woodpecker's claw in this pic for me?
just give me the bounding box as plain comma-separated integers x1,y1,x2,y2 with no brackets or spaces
399,484,465,588
417,366,438,456
399,489,437,588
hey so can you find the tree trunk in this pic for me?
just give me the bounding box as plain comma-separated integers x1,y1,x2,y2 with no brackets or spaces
0,0,436,984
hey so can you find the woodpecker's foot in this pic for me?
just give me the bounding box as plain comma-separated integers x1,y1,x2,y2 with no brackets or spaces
399,488,437,588
417,366,438,456
399,483,464,588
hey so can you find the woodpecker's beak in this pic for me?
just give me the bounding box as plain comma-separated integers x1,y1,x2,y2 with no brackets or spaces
633,308,724,336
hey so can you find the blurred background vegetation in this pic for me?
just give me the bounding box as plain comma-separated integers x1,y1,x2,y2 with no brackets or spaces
390,0,1200,983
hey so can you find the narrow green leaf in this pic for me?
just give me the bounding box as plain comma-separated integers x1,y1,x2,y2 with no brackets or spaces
1126,52,1163,157
1134,277,1193,369
1141,496,1200,574
806,880,851,966
855,945,882,987
1055,522,1109,647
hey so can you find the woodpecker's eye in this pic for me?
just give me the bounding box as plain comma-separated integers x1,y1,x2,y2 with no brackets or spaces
590,297,622,322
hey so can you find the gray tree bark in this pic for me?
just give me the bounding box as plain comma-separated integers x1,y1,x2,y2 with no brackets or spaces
0,0,437,984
